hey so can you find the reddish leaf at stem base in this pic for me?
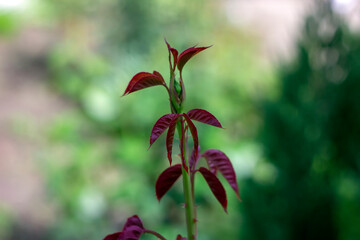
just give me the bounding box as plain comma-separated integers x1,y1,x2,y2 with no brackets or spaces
103,215,144,240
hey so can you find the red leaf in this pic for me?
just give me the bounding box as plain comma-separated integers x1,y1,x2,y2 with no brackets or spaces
189,145,200,171
187,109,222,128
183,113,199,161
155,164,182,201
103,232,122,240
165,39,178,71
166,114,179,165
198,167,227,213
177,46,211,72
203,149,240,199
176,234,187,240
149,114,177,148
179,120,188,173
119,215,145,240
121,226,144,240
122,215,144,230
123,71,166,96
103,215,145,240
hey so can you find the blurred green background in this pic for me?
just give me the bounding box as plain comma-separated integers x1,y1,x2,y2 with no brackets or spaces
0,0,359,239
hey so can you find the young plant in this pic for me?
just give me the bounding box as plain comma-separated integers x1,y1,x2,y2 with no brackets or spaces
104,40,240,240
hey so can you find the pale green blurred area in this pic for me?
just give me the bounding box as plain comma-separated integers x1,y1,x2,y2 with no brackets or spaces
0,0,359,240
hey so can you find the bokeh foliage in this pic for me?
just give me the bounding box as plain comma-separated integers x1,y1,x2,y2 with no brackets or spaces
240,2,360,240
2,0,359,240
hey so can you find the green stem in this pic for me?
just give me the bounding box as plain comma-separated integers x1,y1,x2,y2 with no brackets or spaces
191,172,197,237
177,121,196,240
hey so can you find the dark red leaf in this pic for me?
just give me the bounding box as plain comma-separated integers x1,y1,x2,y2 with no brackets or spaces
118,215,145,240
187,109,222,128
179,120,188,172
122,215,144,230
121,226,144,240
166,114,179,165
203,149,240,199
176,234,187,240
155,164,182,201
103,215,145,240
149,114,177,148
189,145,200,171
103,232,122,240
165,39,178,71
183,113,199,161
123,71,166,96
177,46,211,72
153,71,165,79
198,167,227,212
